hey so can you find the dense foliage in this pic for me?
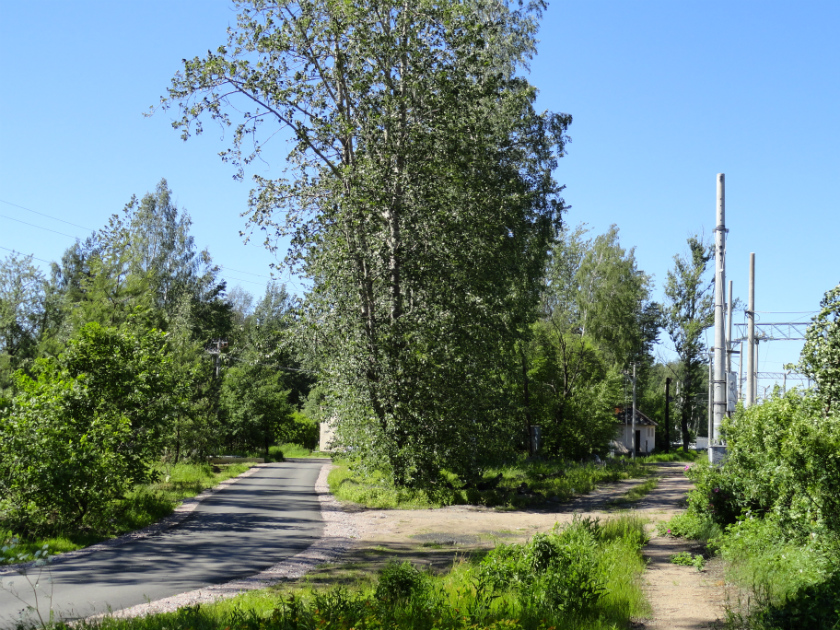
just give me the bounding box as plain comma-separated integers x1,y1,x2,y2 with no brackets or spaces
663,236,713,450
666,283,840,629
160,0,572,486
525,224,660,458
0,182,312,538
0,323,175,535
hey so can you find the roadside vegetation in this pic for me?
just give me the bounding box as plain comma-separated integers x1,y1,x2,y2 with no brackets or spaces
64,515,649,630
328,456,656,510
659,282,840,629
1,461,253,564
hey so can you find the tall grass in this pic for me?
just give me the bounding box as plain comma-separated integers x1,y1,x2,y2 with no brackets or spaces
638,450,700,463
73,514,650,630
328,455,653,509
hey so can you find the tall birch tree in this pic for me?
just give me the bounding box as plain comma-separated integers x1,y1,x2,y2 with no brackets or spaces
160,0,570,484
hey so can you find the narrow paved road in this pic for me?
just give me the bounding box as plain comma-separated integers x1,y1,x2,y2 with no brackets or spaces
0,460,327,628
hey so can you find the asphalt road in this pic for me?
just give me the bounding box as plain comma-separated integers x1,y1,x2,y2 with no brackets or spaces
0,459,327,628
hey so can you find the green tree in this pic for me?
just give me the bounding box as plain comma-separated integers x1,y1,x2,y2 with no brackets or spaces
0,323,176,536
160,0,570,485
220,361,293,457
0,253,48,393
663,236,713,451
794,283,840,415
528,225,658,457
527,323,621,458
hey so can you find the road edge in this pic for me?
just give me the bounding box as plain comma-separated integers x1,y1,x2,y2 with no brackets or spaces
0,464,269,576
88,460,358,620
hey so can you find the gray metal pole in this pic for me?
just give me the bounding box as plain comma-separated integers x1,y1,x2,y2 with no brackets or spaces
746,253,756,406
727,280,734,374
708,355,714,462
739,341,744,402
713,174,727,445
631,363,637,458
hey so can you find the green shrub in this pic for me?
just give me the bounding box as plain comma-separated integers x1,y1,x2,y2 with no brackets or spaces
661,511,722,543
479,517,618,615
0,323,175,537
670,551,704,571
280,412,319,451
375,560,429,603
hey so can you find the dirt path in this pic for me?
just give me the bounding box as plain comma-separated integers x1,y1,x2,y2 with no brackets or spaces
311,462,725,630
636,464,725,630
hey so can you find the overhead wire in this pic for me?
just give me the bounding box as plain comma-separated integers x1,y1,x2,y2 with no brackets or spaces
0,198,291,292
0,198,95,232
0,212,84,240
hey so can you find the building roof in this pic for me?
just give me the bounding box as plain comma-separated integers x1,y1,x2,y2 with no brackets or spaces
615,407,658,427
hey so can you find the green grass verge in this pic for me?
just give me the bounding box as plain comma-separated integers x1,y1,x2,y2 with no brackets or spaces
276,443,332,459
328,456,654,509
1,461,254,564
607,476,659,507
638,450,700,463
68,514,650,630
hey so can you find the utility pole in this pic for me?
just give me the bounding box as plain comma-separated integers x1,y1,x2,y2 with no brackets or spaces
726,280,735,418
631,363,637,458
712,173,727,463
708,355,714,447
726,280,734,373
665,377,672,454
746,253,756,407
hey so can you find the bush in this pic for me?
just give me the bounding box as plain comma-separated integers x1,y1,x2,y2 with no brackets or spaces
0,323,175,537
479,517,608,615
375,560,429,603
280,412,319,450
675,391,840,537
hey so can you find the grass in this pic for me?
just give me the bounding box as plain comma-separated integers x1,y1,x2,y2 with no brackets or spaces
669,551,705,571
638,450,701,463
718,516,839,618
1,461,255,564
276,443,332,459
221,444,332,461
328,455,655,510
67,514,650,630
607,476,659,507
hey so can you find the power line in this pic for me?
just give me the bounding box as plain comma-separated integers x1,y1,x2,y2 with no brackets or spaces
218,265,272,279
0,245,53,265
0,212,83,239
223,274,268,287
0,198,95,232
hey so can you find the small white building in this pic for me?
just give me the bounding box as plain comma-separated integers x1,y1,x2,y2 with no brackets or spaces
612,407,657,455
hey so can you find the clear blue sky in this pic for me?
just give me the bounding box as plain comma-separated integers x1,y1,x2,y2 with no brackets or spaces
2,1,838,388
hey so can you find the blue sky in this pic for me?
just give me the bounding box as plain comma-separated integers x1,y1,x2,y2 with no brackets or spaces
1,0,838,387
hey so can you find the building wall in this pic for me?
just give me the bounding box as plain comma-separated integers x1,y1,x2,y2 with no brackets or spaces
615,425,656,454
319,419,336,452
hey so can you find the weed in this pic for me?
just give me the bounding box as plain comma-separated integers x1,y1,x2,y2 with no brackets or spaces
0,542,55,628
670,551,705,571
70,515,650,630
328,455,654,510
607,477,659,506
